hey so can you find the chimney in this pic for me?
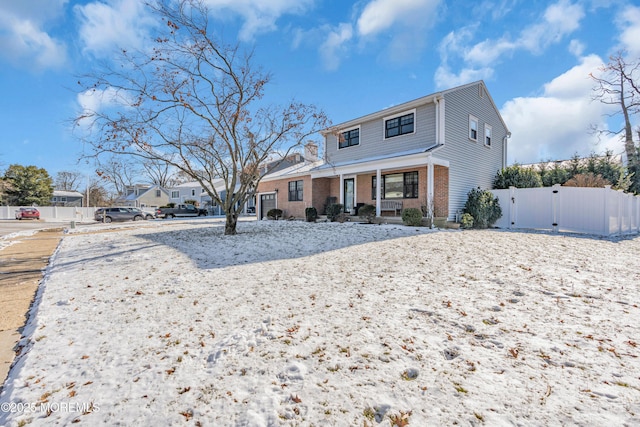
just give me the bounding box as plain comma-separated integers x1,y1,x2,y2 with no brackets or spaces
304,141,318,162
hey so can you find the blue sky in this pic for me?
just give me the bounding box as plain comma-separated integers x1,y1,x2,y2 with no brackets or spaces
1,0,639,181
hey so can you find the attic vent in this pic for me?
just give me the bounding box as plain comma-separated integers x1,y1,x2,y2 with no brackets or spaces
479,85,485,98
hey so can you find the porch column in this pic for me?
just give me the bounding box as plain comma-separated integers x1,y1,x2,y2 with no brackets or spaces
427,157,434,216
339,174,344,206
376,168,382,217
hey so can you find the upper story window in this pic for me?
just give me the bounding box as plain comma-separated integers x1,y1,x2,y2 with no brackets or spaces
191,189,196,197
484,124,492,146
288,180,303,201
385,112,414,139
469,115,479,141
339,128,360,149
155,190,161,197
171,190,179,198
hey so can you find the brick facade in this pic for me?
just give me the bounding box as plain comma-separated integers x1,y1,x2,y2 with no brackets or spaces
257,165,449,219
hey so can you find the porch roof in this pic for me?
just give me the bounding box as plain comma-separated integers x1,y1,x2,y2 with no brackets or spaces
311,144,448,178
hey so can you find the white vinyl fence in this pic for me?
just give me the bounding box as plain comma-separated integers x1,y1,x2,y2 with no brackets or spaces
0,206,99,222
491,185,640,237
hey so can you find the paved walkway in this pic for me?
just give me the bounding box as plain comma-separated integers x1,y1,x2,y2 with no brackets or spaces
0,229,63,388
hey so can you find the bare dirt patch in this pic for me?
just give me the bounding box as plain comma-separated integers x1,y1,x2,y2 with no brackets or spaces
0,229,62,386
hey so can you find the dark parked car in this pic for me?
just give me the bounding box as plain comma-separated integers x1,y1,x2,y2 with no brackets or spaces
15,207,40,220
95,207,147,223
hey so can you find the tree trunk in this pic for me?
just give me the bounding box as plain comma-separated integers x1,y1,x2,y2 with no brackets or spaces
621,75,635,164
224,212,238,235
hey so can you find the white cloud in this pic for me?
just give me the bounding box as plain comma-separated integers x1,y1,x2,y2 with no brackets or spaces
436,0,585,89
464,38,516,66
518,0,584,53
203,0,314,41
319,23,353,71
76,87,135,130
501,54,621,164
568,39,585,57
617,5,640,57
357,0,438,36
0,0,68,70
434,65,494,89
75,0,155,57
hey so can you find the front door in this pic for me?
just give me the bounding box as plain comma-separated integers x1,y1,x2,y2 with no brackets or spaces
344,178,354,213
260,193,276,219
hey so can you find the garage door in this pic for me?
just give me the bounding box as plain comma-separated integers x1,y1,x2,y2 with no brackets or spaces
260,194,276,219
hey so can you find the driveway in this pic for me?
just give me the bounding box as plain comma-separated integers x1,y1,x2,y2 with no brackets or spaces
0,219,74,238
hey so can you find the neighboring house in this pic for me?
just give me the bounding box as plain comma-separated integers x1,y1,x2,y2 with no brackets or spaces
51,190,84,207
167,179,255,215
256,81,510,221
114,184,170,208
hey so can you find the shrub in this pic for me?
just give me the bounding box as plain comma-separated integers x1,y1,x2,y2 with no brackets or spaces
563,172,610,188
335,213,349,223
358,204,376,223
325,203,344,222
183,199,198,206
493,165,542,189
463,188,502,229
305,207,318,222
401,208,423,226
460,213,474,229
266,208,283,220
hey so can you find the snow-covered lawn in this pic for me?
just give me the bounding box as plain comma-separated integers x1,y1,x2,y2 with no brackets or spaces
1,219,639,426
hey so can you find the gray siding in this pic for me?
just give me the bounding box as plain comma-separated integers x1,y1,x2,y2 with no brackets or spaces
438,83,508,218
325,103,437,164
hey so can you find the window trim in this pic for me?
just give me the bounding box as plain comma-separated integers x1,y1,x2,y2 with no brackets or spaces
171,190,179,199
383,109,416,140
372,171,419,200
469,115,479,142
484,123,492,147
288,180,304,202
338,126,361,150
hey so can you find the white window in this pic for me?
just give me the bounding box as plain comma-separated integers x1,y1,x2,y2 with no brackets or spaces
484,124,492,146
469,115,479,141
171,190,179,198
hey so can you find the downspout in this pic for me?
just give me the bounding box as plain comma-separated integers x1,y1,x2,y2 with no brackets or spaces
430,96,445,219
502,132,511,168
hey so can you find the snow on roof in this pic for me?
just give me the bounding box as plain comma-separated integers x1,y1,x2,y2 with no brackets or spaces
260,160,324,181
53,190,84,197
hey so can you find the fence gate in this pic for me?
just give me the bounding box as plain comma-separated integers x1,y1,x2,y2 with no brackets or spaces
491,185,640,236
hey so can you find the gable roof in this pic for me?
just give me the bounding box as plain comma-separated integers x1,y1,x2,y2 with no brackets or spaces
53,190,84,198
323,80,509,135
260,160,324,182
116,185,169,201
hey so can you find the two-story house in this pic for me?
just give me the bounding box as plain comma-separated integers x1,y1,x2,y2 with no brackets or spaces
256,81,510,221
167,178,256,215
114,184,170,208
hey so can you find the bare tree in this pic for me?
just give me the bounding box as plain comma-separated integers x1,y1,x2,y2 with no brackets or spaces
141,158,177,188
95,156,141,197
85,181,111,207
591,52,640,164
54,171,83,191
74,0,328,235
